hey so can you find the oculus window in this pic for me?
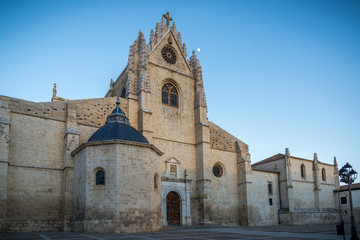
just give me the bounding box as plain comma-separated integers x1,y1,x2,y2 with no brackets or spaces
212,163,223,178
161,46,177,64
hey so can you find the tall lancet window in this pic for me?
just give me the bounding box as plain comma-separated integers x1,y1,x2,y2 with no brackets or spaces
322,168,326,181
161,83,178,107
301,164,306,179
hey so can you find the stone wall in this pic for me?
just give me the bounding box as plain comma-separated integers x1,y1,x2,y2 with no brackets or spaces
338,187,360,224
73,141,162,233
209,148,239,225
1,95,122,231
249,170,280,226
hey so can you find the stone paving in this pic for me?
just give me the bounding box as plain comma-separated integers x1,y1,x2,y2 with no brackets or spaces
0,224,359,240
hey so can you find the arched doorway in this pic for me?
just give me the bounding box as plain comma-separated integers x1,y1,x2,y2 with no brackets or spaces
166,191,181,225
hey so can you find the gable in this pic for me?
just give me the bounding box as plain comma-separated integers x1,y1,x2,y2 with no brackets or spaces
148,30,192,76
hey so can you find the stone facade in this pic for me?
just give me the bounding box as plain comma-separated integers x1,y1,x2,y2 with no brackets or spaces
252,149,340,225
336,183,360,224
0,13,341,233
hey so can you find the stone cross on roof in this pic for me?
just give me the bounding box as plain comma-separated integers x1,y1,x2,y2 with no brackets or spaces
163,11,173,26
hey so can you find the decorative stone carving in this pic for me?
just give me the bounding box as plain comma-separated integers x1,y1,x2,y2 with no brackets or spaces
285,148,291,167
150,13,187,58
0,125,9,144
53,83,57,98
189,50,207,108
127,31,151,95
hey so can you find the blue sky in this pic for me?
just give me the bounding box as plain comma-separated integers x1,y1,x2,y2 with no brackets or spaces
1,0,360,179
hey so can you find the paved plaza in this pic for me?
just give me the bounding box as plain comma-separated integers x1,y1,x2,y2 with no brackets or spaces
1,224,359,240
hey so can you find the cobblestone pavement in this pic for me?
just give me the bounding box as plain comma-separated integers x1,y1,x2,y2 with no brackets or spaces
0,224,359,240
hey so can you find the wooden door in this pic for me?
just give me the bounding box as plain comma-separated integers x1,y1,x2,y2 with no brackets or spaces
166,191,180,225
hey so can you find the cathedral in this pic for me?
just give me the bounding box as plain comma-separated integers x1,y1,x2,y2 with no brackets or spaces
0,13,340,233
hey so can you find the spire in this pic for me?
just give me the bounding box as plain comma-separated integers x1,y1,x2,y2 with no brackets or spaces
52,83,57,98
182,43,187,59
110,78,114,90
285,148,290,157
172,21,178,40
313,153,319,171
285,148,291,167
150,29,155,50
333,156,338,168
177,32,182,46
190,50,207,108
127,30,151,96
314,153,318,162
150,13,186,55
107,97,129,125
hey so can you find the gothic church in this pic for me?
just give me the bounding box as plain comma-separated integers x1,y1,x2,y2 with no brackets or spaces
0,13,340,233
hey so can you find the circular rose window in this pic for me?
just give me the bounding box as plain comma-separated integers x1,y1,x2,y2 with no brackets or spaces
161,46,177,64
213,164,223,178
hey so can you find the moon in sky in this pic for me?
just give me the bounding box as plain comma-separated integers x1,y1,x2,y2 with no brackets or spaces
197,48,200,52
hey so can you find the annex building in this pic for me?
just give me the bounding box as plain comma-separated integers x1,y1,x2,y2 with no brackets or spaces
0,13,340,233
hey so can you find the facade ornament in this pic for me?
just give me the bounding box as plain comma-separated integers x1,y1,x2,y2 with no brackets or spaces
333,156,339,175
313,153,319,171
0,125,9,144
285,148,291,167
168,35,173,44
110,78,114,89
155,23,160,43
53,83,57,98
182,43,187,59
177,32,182,46
150,29,155,50
189,50,207,108
127,30,151,95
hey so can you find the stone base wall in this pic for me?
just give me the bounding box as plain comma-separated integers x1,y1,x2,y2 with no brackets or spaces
279,211,340,225
6,220,63,232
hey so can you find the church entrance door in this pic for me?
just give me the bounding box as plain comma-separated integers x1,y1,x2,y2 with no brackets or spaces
166,191,180,225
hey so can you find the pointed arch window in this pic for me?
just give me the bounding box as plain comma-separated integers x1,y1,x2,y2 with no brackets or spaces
120,88,126,98
301,164,306,179
322,168,326,181
162,83,178,107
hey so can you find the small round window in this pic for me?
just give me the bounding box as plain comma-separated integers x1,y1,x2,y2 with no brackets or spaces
212,164,223,178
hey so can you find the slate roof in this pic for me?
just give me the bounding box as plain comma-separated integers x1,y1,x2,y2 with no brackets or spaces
88,97,148,144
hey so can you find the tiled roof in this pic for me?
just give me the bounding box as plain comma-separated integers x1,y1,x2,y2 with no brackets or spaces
252,153,285,166
337,183,360,191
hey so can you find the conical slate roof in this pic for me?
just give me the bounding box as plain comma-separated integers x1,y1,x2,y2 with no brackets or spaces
88,98,148,143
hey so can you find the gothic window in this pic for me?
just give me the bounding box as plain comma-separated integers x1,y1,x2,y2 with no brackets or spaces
268,182,273,195
154,173,159,189
301,164,306,179
322,168,326,181
120,88,126,98
162,83,178,107
96,169,105,185
212,163,223,178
